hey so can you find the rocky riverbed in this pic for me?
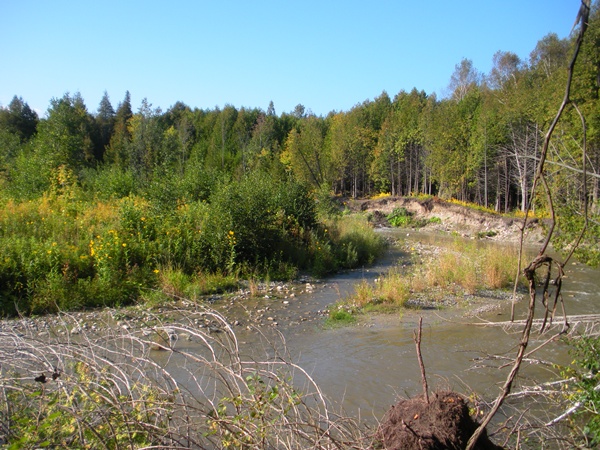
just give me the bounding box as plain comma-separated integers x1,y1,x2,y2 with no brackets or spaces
0,278,329,339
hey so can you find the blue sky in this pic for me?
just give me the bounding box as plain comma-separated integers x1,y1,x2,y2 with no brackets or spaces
0,1,577,117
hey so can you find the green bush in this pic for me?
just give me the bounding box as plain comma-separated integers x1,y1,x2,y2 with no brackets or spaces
80,165,137,199
565,336,600,446
387,207,412,227
326,307,356,326
0,169,387,316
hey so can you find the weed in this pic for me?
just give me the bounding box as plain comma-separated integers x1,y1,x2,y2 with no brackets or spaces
387,207,413,227
326,308,357,326
337,239,521,317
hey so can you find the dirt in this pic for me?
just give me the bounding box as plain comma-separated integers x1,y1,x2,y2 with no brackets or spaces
376,391,503,450
344,196,544,244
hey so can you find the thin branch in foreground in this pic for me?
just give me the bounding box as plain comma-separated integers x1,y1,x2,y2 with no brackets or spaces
466,6,591,448
413,317,429,404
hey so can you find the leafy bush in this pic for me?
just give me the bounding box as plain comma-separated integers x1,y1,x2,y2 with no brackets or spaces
202,172,316,273
564,336,600,446
0,167,387,316
80,165,138,199
387,207,412,227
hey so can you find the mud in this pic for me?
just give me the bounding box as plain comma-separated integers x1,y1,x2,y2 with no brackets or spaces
377,391,503,450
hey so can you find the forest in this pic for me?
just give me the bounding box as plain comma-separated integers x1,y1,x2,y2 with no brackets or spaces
0,7,598,316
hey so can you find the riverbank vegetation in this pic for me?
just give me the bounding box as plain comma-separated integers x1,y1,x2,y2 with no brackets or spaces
0,178,385,316
329,238,522,320
0,309,371,448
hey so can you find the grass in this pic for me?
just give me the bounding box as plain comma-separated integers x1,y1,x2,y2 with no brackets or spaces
325,307,357,327
328,238,522,323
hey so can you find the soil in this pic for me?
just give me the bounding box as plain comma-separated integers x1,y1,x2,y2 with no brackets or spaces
376,391,503,450
343,196,544,244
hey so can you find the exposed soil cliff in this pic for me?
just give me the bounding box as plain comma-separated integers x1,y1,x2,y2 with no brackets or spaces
345,196,544,244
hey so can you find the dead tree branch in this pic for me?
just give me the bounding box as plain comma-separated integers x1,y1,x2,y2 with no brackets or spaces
466,5,591,449
414,317,429,404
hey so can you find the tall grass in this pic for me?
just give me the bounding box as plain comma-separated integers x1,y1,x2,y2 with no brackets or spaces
323,214,387,270
333,239,521,319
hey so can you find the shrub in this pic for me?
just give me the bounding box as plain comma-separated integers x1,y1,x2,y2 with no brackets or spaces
80,165,137,199
328,215,386,269
564,336,600,447
387,207,412,227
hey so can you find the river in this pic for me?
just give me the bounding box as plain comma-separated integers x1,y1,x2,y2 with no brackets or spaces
155,228,600,428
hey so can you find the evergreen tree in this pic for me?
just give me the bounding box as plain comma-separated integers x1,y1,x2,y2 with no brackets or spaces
0,96,39,142
96,91,115,158
105,91,133,166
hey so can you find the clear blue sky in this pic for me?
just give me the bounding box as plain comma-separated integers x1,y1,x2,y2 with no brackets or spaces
0,0,577,118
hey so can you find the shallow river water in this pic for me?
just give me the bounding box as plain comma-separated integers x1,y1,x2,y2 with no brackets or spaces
158,228,600,424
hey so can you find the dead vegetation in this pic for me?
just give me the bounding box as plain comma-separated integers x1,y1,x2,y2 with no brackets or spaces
0,308,371,448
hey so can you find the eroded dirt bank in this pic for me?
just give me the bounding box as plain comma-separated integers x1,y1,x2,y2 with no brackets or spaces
345,196,545,243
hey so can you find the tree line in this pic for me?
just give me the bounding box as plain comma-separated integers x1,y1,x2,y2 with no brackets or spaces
1,6,598,245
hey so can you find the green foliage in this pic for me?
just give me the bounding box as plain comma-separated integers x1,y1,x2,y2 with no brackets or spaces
564,336,600,446
554,209,600,267
3,362,171,448
34,93,99,170
326,306,357,326
5,147,51,200
0,171,386,316
80,165,137,199
387,207,412,227
315,185,341,219
201,172,317,273
387,208,441,228
0,96,39,142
